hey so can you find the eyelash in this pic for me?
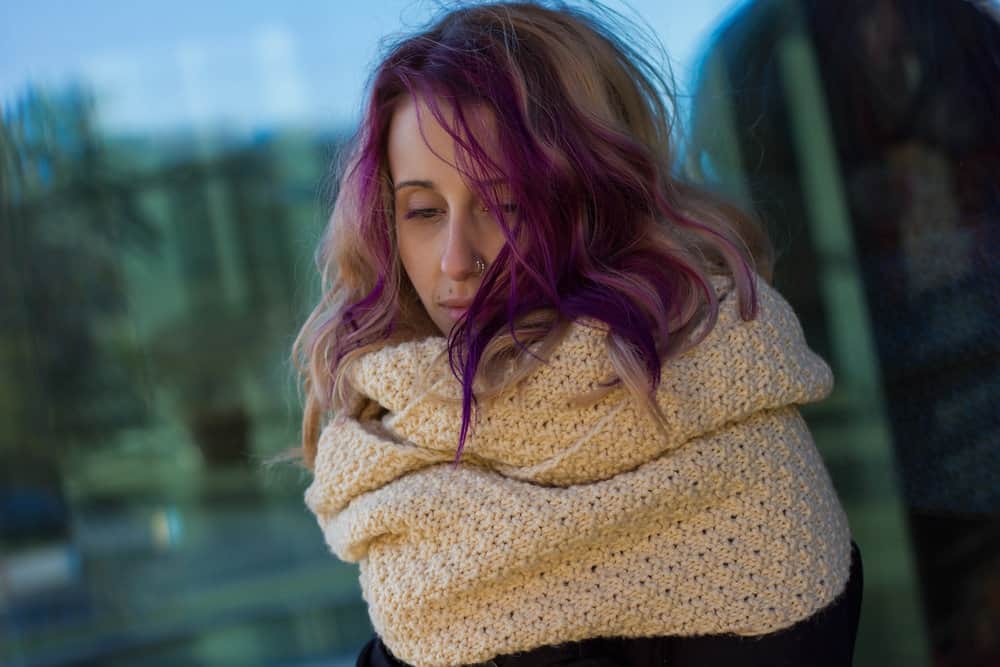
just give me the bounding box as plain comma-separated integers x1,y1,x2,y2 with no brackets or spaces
405,208,443,220
403,204,519,220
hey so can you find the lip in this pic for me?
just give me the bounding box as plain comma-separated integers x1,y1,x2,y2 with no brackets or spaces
443,306,468,320
438,298,473,308
438,299,473,320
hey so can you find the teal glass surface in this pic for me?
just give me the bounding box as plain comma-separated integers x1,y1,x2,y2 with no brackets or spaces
3,1,997,665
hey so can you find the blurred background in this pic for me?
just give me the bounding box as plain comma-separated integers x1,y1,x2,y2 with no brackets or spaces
1,0,998,665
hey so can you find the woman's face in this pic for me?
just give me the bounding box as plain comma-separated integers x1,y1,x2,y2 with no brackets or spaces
387,96,511,336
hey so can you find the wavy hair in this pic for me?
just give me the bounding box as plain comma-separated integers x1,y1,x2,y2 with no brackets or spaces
291,1,774,468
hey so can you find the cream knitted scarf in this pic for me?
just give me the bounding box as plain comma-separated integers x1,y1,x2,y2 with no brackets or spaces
305,274,853,667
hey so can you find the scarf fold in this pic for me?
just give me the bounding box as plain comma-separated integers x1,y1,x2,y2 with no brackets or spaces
305,273,852,667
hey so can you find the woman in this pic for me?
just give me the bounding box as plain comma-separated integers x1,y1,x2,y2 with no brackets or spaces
294,2,862,666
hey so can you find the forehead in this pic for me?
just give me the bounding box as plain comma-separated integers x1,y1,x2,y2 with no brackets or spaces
386,95,500,182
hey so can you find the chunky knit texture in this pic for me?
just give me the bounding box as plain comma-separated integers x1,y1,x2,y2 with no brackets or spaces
304,273,852,667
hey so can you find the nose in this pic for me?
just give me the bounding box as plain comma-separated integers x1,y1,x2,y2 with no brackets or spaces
439,210,480,281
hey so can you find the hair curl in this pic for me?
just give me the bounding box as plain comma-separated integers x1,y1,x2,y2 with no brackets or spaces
290,1,774,468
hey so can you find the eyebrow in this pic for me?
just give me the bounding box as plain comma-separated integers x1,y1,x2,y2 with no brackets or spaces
393,177,509,193
394,179,434,192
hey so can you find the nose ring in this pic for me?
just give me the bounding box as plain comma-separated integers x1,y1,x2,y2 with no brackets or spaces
474,255,487,275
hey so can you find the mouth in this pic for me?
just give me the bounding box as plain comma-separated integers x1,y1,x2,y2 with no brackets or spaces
442,305,470,320
438,300,473,321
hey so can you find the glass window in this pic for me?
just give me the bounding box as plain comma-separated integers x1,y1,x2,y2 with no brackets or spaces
2,1,997,665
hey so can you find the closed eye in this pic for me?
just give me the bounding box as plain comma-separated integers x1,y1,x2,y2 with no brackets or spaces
405,208,443,220
479,203,519,214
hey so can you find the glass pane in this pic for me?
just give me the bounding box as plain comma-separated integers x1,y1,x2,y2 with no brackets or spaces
3,1,997,665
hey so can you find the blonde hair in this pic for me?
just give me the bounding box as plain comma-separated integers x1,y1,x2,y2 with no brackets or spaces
290,2,773,468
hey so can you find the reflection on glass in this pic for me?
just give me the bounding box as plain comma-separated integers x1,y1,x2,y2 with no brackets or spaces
686,0,1000,665
1,80,367,665
2,1,998,665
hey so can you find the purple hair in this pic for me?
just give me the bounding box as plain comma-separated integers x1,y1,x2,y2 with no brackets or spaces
309,1,765,467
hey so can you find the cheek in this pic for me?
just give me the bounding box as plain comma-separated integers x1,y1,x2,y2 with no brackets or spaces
483,223,510,262
396,227,433,301
489,227,508,257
